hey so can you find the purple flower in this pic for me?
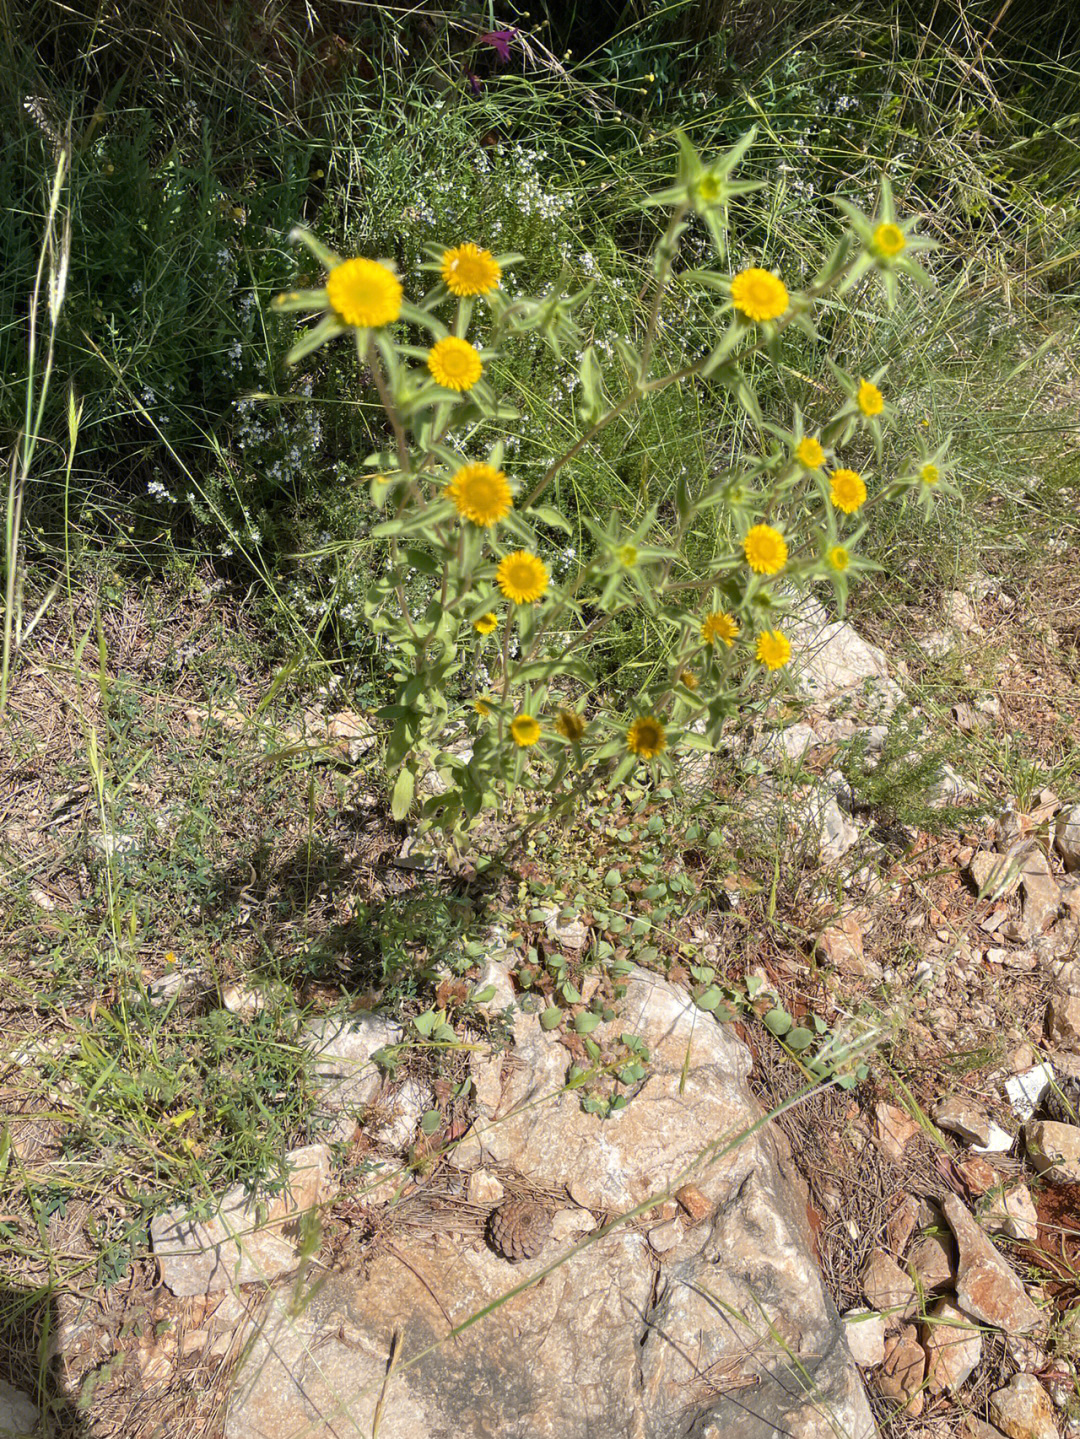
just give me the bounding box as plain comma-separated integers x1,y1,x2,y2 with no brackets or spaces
479,29,516,64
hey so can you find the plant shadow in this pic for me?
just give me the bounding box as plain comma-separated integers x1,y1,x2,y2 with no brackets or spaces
0,1283,91,1437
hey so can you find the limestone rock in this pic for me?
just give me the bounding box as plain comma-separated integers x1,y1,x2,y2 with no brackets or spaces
786,600,892,706
944,590,981,634
1046,993,1080,1053
1020,848,1062,933
873,1100,921,1162
989,1373,1059,1439
371,1077,434,1152
0,1380,39,1439
1054,804,1080,873
820,916,881,979
875,1324,925,1414
465,1169,505,1206
943,1193,1042,1333
923,1297,982,1393
969,849,1025,899
886,1193,921,1256
934,1094,992,1146
983,1183,1039,1243
843,1308,886,1367
908,1231,957,1292
1025,1119,1080,1184
302,1013,402,1140
151,1144,335,1296
862,1247,917,1319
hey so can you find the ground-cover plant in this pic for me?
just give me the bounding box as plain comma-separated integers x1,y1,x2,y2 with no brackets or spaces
275,129,948,846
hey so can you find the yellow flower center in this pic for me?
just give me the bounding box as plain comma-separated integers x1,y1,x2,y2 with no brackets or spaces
796,436,825,469
695,173,723,205
511,713,541,747
627,715,667,759
325,258,402,328
742,524,788,576
829,468,867,514
920,462,940,486
873,222,907,258
555,709,586,742
680,670,698,690
617,544,638,567
474,611,499,635
474,698,492,717
496,551,549,604
730,268,789,323
446,463,512,527
441,243,501,297
428,336,483,391
857,379,884,416
701,610,739,647
756,630,792,671
828,545,850,572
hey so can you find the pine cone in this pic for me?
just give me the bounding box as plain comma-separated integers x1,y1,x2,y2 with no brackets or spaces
488,1199,551,1262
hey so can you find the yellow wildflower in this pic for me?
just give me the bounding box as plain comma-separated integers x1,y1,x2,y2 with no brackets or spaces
756,630,792,671
325,258,402,328
828,545,850,572
555,709,586,742
857,379,884,416
730,268,789,323
680,670,698,691
920,462,940,486
872,222,906,258
743,524,788,575
496,551,549,604
796,436,825,469
511,713,541,747
446,463,512,527
474,698,492,717
427,336,483,391
441,243,501,297
829,468,867,515
474,612,498,635
627,715,667,759
617,544,638,567
701,611,739,647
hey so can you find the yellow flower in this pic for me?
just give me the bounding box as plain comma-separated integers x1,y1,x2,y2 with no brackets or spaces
730,268,789,323
325,258,402,328
164,951,177,966
555,709,586,741
796,436,825,469
680,670,698,691
701,610,739,647
873,222,906,258
617,543,638,567
474,698,492,717
829,468,867,514
446,463,512,527
511,712,541,747
743,524,788,575
627,715,667,759
441,243,501,297
496,551,549,604
756,630,792,671
427,336,483,391
857,379,884,416
474,612,498,635
828,545,850,572
920,462,940,486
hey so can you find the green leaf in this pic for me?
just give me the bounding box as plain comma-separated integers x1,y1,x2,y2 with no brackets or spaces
529,504,574,535
696,985,722,1011
412,1010,437,1037
763,1007,793,1037
540,1006,563,1031
420,1109,442,1135
786,1027,813,1051
391,767,415,821
470,984,497,1004
574,1011,601,1034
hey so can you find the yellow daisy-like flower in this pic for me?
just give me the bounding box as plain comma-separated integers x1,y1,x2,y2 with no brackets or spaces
427,336,483,392
617,544,638,567
857,379,884,416
325,258,402,328
474,698,492,717
796,436,825,469
743,524,788,576
441,243,501,297
555,709,586,742
496,551,549,604
627,715,667,759
474,611,498,635
446,463,512,528
701,610,739,647
828,545,850,572
730,268,789,323
920,462,940,486
756,630,792,671
872,222,906,258
680,670,698,691
510,712,541,747
829,468,867,515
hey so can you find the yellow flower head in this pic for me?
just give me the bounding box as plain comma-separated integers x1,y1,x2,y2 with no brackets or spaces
743,524,788,576
873,222,906,258
496,551,549,604
920,462,940,486
617,543,638,567
627,715,667,759
446,463,512,527
701,610,739,647
555,709,586,742
441,243,501,297
325,258,402,328
730,268,789,323
474,611,499,635
828,545,850,572
427,336,483,391
756,630,792,671
796,436,825,469
511,712,541,747
679,670,698,691
857,379,884,416
829,468,867,515
474,697,492,717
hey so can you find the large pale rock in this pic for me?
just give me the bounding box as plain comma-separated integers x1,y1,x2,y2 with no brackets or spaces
843,1308,886,1367
151,1144,335,1296
934,1094,992,1146
989,1373,1059,1439
943,1193,1042,1334
0,1380,39,1439
983,1183,1039,1243
1054,804,1080,873
875,1325,925,1414
1020,848,1061,934
1046,993,1080,1052
862,1248,917,1319
1025,1119,1080,1184
923,1298,982,1393
302,1012,402,1140
786,599,892,707
227,969,874,1439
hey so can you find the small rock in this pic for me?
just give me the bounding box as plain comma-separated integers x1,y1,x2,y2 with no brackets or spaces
543,909,588,951
962,1419,1011,1439
875,1324,926,1414
1046,994,1080,1053
1054,805,1080,873
843,1308,886,1367
673,1184,712,1224
934,1094,992,1147
873,1100,922,1162
372,1078,434,1152
918,630,954,659
325,710,375,762
1008,1334,1050,1373
1025,1119,1080,1185
756,722,820,763
989,1373,1059,1439
181,1329,210,1358
465,1170,505,1206
222,984,264,1018
549,1208,597,1241
648,1218,684,1253
944,590,981,634
972,1121,1016,1155
908,1231,957,1292
943,1193,1043,1333
136,1346,174,1383
820,916,881,978
886,1193,921,1256
862,1247,917,1319
970,849,1025,899
0,1380,39,1438
302,1013,402,1134
1020,848,1062,933
147,966,198,1006
959,1155,1002,1194
90,830,139,858
1006,1064,1056,1121
923,1297,982,1393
